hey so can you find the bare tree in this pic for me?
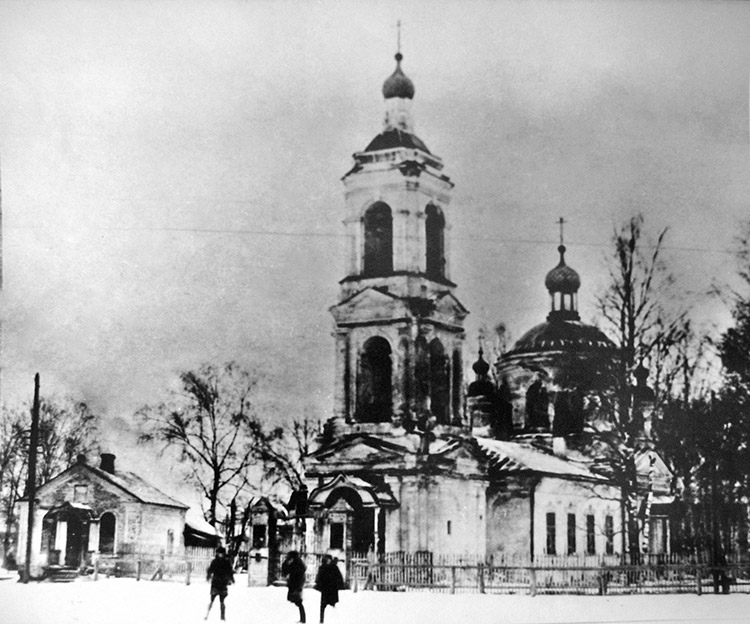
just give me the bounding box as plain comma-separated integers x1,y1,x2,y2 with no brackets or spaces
595,214,690,560
137,362,260,527
0,398,99,567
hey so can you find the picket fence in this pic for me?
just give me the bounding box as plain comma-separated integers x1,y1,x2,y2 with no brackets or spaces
89,549,750,596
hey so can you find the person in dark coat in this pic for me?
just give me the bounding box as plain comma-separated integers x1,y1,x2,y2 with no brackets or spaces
315,555,344,623
205,546,235,621
282,550,307,623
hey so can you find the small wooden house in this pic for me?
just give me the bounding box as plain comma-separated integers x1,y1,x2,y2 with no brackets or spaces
16,453,188,576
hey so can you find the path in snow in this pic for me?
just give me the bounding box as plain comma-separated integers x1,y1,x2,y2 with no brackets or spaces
0,576,747,624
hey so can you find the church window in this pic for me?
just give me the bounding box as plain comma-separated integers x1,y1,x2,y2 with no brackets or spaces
586,515,596,555
546,512,556,555
429,339,449,424
451,350,462,424
415,336,429,407
99,512,116,555
401,339,411,407
567,513,576,555
605,515,614,555
330,523,344,550
356,337,392,422
425,204,445,279
363,203,393,277
447,520,452,535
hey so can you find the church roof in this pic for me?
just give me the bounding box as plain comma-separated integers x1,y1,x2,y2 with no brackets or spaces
507,319,615,356
364,128,431,154
474,437,605,481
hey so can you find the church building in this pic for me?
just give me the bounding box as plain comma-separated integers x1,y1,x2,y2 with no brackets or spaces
298,49,651,562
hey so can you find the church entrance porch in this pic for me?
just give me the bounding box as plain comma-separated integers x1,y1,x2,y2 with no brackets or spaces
306,474,398,559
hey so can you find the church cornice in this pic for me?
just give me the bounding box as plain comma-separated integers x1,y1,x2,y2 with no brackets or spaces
339,271,456,288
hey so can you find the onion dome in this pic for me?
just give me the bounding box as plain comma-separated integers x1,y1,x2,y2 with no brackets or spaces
472,348,490,378
545,245,581,294
382,53,415,100
468,349,495,398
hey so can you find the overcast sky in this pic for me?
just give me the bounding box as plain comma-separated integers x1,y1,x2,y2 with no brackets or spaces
1,0,749,496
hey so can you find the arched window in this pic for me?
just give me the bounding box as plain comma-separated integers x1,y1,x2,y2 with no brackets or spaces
99,512,116,555
400,339,411,409
452,350,463,424
425,205,445,279
356,337,392,422
429,339,449,424
414,336,429,408
363,203,393,277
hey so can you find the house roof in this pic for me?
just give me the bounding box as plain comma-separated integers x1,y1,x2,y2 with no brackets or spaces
27,461,188,510
86,464,188,508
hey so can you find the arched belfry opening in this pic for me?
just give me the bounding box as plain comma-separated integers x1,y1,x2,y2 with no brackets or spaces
363,202,393,277
429,338,449,424
425,204,445,279
356,337,393,422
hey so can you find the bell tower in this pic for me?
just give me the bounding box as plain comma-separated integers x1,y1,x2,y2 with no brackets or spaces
329,49,468,435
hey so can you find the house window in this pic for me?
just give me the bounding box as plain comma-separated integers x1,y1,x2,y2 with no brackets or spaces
73,485,88,503
586,515,596,555
546,513,556,555
567,513,576,555
99,512,116,555
605,515,614,555
252,524,266,549
330,523,344,550
166,529,174,555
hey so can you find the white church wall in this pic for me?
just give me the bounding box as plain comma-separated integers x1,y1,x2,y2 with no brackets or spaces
533,477,622,558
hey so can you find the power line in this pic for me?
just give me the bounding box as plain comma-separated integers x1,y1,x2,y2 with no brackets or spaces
4,224,738,256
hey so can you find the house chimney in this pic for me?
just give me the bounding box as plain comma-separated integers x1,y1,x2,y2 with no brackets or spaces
100,453,116,474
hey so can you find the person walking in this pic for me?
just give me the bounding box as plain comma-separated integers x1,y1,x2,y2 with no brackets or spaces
282,550,307,623
205,546,235,621
314,555,344,623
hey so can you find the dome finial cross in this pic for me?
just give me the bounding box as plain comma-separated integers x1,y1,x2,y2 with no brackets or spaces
558,216,566,247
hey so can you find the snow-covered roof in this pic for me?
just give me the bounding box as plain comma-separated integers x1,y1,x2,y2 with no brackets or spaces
87,465,188,509
185,507,217,535
475,437,605,481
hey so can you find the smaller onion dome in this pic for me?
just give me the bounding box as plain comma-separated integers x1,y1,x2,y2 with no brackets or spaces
382,53,415,100
468,349,495,398
472,348,490,378
545,245,581,294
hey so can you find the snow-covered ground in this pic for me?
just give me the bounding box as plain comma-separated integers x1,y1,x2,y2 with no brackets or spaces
0,574,748,624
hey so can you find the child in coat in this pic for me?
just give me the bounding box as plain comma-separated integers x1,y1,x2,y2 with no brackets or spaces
205,547,234,621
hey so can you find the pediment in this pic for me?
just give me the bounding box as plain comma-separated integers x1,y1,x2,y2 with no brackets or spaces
434,291,468,317
330,288,410,324
310,435,407,467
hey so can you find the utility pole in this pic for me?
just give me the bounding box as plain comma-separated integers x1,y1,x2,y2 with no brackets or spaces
22,373,40,583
